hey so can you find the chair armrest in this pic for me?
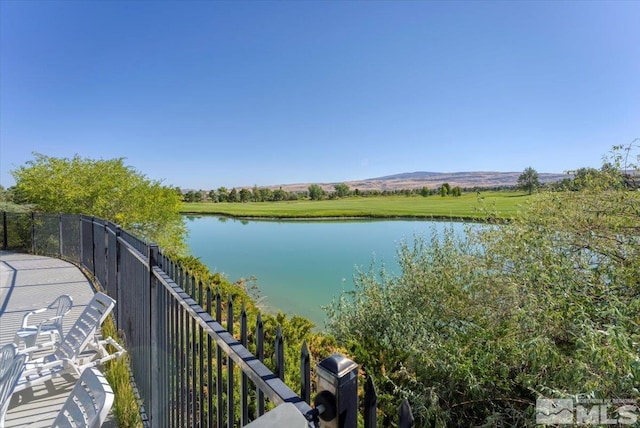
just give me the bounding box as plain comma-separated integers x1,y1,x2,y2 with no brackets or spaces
18,339,58,357
36,314,64,328
22,357,69,377
20,307,48,328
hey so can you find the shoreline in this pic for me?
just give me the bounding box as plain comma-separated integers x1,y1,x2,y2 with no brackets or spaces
180,211,500,223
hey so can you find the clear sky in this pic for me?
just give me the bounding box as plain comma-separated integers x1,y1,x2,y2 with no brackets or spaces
1,1,638,190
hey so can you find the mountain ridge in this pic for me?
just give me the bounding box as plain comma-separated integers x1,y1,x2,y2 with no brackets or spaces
266,171,570,192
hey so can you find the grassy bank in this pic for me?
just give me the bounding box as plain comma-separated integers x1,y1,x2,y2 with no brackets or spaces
181,191,531,220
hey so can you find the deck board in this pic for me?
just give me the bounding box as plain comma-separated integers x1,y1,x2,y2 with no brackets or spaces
0,251,117,427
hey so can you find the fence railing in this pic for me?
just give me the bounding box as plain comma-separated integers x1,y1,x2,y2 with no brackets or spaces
1,211,415,428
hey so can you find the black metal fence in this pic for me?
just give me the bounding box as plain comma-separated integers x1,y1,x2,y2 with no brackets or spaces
1,212,414,428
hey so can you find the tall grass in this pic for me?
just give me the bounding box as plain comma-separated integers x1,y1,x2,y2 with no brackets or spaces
101,316,144,428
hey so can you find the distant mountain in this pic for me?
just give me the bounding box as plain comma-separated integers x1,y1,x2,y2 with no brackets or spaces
368,171,443,180
270,171,570,192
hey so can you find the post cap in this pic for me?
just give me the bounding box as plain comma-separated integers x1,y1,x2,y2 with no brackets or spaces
317,353,358,378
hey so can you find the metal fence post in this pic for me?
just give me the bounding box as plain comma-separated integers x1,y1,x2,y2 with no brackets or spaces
115,226,122,330
79,216,84,268
58,214,63,257
91,216,96,276
2,212,7,250
2,211,9,250
364,375,377,428
398,399,415,428
301,341,311,404
315,353,359,428
31,212,36,253
148,244,160,426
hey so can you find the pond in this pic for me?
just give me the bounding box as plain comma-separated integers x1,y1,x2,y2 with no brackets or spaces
185,216,467,329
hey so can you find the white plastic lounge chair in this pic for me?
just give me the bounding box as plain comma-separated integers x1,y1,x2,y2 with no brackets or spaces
15,292,125,392
14,294,73,350
51,367,114,428
0,344,27,428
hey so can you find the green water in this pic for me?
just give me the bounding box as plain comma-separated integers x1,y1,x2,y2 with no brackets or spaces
185,216,465,329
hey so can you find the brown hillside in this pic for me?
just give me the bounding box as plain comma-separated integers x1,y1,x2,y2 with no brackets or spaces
267,171,569,192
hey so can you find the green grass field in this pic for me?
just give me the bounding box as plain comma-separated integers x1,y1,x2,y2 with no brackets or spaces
181,191,532,220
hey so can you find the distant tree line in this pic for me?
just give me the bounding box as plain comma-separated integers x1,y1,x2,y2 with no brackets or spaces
182,186,304,203
185,166,623,203
182,182,480,203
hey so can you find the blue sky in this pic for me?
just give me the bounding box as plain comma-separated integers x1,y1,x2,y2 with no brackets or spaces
1,1,638,190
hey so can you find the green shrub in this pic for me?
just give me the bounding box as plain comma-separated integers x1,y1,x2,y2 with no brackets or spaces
327,146,640,426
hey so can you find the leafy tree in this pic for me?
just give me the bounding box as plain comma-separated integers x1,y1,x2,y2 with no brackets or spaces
571,167,600,190
517,166,540,194
184,190,203,202
273,188,287,201
239,188,252,203
440,182,450,197
208,189,218,202
217,187,229,202
0,185,32,213
227,188,239,202
11,153,186,252
560,166,627,191
259,187,274,202
252,185,262,202
333,183,350,198
420,186,430,197
327,146,639,426
451,186,462,197
308,184,325,200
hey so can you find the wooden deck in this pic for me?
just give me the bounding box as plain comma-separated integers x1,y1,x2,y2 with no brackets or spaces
0,251,116,427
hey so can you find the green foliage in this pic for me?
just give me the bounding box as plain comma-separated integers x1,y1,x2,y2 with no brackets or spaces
217,187,229,202
239,188,252,203
0,200,32,213
327,146,640,426
552,164,629,192
0,185,33,212
517,166,540,195
440,182,450,197
11,153,186,252
334,183,351,198
183,189,203,202
228,188,239,202
308,184,325,200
